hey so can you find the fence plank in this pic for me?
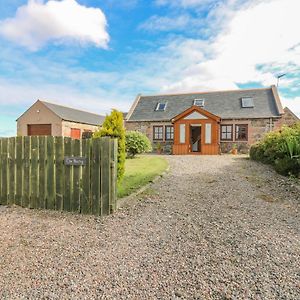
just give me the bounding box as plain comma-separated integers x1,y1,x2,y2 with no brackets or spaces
23,137,31,207
64,137,72,211
38,136,46,209
110,139,118,213
0,136,117,217
8,137,16,205
55,137,64,211
15,137,23,206
30,136,39,209
101,137,110,216
91,139,101,215
0,138,8,205
72,139,81,212
46,136,55,210
81,139,91,214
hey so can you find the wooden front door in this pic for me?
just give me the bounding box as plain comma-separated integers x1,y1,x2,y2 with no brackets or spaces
190,125,201,152
28,124,51,136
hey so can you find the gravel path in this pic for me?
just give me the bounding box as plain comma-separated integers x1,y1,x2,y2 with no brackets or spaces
0,155,299,299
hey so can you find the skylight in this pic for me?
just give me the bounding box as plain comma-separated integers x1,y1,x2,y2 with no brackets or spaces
155,102,167,111
241,97,254,108
194,99,205,107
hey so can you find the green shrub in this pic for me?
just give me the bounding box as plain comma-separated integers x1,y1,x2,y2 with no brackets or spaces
93,109,126,182
125,131,152,158
274,157,300,176
250,123,300,177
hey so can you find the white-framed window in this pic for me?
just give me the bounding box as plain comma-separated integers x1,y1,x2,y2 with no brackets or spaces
205,123,212,144
241,97,254,108
155,102,167,111
193,99,205,107
179,124,185,144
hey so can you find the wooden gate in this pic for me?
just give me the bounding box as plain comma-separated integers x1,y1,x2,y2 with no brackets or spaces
0,136,117,216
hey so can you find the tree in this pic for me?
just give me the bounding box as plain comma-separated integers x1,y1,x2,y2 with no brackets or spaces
93,109,126,182
125,131,152,158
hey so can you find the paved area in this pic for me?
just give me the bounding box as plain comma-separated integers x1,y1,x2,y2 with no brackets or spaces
0,155,299,299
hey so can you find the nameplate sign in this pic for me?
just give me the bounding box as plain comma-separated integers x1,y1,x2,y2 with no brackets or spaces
64,157,87,166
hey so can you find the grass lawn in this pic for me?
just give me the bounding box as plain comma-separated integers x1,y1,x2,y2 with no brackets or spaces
117,155,168,199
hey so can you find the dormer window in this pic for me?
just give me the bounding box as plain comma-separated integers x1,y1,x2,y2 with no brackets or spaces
155,102,167,111
241,97,254,108
194,99,205,107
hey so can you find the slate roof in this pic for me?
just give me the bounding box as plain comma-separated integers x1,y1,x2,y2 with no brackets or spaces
41,101,105,126
127,86,283,121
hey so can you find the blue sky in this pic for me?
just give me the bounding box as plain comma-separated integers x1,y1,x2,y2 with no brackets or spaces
0,0,299,136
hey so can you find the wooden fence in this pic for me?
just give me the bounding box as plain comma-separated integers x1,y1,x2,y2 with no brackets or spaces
0,136,117,216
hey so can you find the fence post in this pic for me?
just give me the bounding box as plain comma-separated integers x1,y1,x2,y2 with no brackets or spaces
0,139,8,205
15,136,24,207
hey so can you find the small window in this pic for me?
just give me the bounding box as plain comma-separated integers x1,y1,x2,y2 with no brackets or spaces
205,123,212,144
179,124,185,144
235,124,248,141
221,125,233,141
156,103,167,111
165,126,174,140
82,130,93,139
153,126,163,140
241,97,254,108
194,99,205,107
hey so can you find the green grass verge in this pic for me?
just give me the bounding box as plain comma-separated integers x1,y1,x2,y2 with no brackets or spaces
117,155,168,199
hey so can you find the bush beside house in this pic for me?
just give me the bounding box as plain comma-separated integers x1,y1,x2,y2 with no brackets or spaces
250,123,300,176
125,131,152,158
94,109,126,182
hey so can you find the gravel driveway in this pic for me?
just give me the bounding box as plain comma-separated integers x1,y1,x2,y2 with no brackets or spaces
0,155,299,299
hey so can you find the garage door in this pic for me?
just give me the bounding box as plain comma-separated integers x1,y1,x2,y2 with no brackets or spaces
28,124,51,136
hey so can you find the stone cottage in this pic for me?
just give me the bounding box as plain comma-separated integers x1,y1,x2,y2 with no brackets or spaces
125,85,299,154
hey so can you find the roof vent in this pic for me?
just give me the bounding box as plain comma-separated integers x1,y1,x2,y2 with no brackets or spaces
155,102,167,111
194,99,205,107
241,97,254,108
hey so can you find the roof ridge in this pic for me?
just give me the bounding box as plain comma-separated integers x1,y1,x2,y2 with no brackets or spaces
40,100,105,117
140,86,272,98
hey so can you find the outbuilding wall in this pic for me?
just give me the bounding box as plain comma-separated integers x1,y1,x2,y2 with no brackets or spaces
62,121,99,138
17,101,62,136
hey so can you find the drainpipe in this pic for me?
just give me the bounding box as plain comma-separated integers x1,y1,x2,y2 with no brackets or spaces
269,118,273,132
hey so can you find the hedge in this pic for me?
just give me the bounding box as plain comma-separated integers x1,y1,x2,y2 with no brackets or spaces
249,123,300,176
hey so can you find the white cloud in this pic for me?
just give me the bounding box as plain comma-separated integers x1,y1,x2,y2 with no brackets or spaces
0,78,130,114
153,0,300,95
282,97,300,117
0,0,109,50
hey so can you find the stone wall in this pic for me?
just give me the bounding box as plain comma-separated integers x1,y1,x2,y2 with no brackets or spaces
125,121,174,154
126,117,287,154
220,118,283,153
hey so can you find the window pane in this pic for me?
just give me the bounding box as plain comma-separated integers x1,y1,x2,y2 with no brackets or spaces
154,126,163,140
166,126,174,140
235,125,248,141
180,124,185,143
205,123,212,144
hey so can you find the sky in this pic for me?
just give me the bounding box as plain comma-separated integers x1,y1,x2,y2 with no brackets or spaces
0,0,299,136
